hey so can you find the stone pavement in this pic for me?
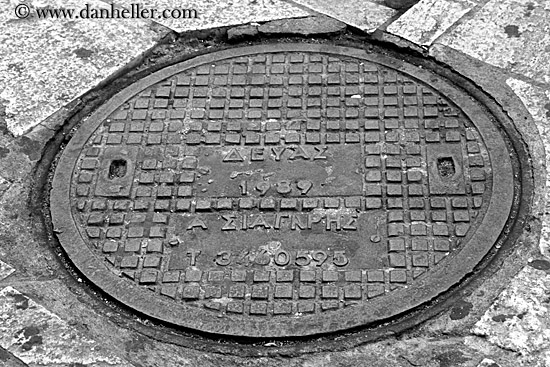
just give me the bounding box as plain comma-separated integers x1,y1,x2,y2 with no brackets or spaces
0,0,549,366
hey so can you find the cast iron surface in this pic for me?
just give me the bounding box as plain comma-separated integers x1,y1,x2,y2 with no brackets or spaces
50,43,514,338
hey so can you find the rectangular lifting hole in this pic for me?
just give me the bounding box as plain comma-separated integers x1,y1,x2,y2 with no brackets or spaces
437,157,455,178
427,144,465,195
95,147,138,197
109,159,127,179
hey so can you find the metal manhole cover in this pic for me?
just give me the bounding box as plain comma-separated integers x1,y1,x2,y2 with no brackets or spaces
51,43,515,338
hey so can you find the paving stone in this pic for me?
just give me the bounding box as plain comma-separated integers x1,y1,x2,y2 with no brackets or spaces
0,286,131,366
0,260,14,282
387,0,479,46
258,15,346,35
505,78,550,257
0,0,169,136
287,0,397,32
0,175,10,199
110,0,309,32
472,266,550,359
0,346,27,367
227,24,259,40
436,0,550,84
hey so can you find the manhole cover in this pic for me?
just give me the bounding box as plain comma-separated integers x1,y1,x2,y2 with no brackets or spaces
51,43,515,338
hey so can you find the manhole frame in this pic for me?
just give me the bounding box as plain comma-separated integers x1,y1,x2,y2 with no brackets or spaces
50,42,518,339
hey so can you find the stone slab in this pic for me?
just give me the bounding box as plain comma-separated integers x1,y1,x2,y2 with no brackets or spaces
227,24,259,41
285,0,397,32
0,0,168,136
0,175,10,199
0,346,27,367
472,266,550,365
387,0,479,46
257,14,346,35
108,0,310,32
0,261,14,282
436,0,550,84
505,78,550,257
0,286,131,366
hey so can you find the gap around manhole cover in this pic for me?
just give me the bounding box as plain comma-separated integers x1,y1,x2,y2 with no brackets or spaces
50,43,519,338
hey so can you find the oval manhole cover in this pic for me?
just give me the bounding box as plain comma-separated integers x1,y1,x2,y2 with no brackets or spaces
51,43,515,338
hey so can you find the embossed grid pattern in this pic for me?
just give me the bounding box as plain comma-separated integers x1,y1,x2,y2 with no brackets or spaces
71,51,491,316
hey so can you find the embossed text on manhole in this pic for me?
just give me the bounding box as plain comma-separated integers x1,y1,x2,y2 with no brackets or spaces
51,44,515,337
